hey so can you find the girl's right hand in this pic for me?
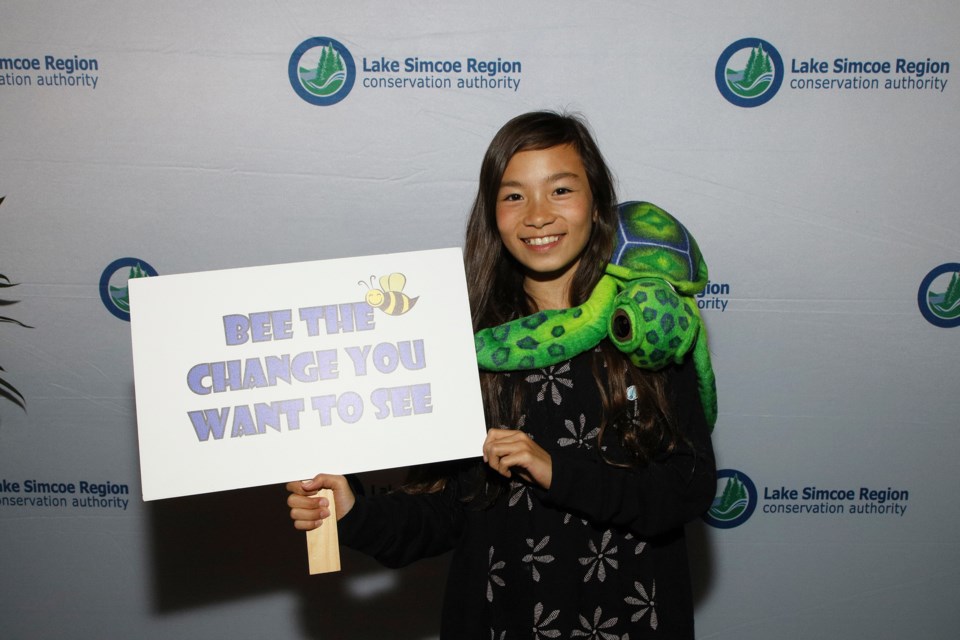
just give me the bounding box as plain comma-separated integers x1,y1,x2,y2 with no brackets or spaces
285,474,356,531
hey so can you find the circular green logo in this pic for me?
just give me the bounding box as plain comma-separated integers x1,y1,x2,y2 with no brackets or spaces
704,469,757,528
289,37,356,106
716,38,784,107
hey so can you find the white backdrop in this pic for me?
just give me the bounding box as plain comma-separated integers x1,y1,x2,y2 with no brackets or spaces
2,2,958,638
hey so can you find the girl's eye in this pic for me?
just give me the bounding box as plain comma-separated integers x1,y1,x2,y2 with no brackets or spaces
503,193,523,201
554,187,572,195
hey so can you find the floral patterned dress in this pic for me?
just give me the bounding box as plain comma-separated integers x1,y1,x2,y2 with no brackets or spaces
340,349,715,639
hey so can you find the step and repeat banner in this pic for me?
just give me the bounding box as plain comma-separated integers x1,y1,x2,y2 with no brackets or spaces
1,1,958,638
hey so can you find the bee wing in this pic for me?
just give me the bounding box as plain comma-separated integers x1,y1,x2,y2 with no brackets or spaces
380,272,407,293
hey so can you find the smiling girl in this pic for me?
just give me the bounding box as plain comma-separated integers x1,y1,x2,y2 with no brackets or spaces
287,111,716,638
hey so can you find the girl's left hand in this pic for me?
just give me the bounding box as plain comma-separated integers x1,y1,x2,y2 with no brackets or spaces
483,428,553,490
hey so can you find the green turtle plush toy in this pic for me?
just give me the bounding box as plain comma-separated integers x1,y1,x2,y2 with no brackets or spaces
474,201,717,429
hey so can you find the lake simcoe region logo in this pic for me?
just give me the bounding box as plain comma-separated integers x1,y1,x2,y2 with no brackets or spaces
99,257,157,321
705,468,914,529
289,37,356,106
704,469,757,529
289,35,524,105
716,38,784,107
918,263,960,327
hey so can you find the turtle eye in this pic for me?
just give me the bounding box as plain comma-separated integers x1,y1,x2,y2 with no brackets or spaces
612,309,632,342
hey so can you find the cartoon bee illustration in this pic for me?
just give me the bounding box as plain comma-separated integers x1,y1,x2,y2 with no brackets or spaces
360,272,419,316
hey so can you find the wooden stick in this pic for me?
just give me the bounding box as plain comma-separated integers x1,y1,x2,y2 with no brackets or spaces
306,488,341,574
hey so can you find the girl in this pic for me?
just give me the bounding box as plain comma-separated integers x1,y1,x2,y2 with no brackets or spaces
287,111,716,638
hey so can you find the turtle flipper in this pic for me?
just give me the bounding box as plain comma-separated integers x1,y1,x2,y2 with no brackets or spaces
475,275,618,371
692,327,718,430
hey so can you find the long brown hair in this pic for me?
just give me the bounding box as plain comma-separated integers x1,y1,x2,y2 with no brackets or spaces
406,111,677,495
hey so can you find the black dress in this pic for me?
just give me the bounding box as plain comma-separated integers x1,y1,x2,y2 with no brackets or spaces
339,348,716,639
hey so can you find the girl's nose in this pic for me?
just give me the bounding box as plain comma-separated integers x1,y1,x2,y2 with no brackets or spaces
523,199,553,228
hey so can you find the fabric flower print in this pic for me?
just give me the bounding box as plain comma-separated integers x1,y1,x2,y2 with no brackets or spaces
563,512,590,527
624,532,647,556
625,580,658,630
532,602,561,639
525,362,573,405
571,606,619,639
508,479,534,510
558,413,599,449
487,546,506,602
522,536,555,581
579,530,618,582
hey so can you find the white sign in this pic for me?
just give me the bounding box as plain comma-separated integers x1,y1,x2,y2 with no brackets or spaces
130,248,486,501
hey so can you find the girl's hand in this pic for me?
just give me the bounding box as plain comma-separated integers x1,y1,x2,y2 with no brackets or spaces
483,428,553,490
285,474,356,531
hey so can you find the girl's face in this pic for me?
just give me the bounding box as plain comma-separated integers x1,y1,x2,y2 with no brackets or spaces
495,144,595,297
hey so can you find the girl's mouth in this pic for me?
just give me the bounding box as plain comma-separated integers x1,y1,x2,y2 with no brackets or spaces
523,234,562,247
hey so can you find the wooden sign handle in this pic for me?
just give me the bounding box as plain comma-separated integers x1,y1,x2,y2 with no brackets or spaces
306,488,341,574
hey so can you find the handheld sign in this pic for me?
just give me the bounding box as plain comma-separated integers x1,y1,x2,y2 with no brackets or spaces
129,248,486,572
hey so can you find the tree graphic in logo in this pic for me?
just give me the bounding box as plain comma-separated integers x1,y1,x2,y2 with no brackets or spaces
109,262,149,314
727,44,774,98
703,469,757,528
0,196,33,423
712,474,748,520
302,42,346,97
716,38,784,108
927,272,960,320
918,263,960,327
289,37,356,106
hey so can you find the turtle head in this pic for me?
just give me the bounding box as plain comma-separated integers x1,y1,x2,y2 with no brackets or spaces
607,278,700,370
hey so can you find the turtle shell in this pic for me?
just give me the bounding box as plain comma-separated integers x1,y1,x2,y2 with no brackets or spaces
610,201,708,295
